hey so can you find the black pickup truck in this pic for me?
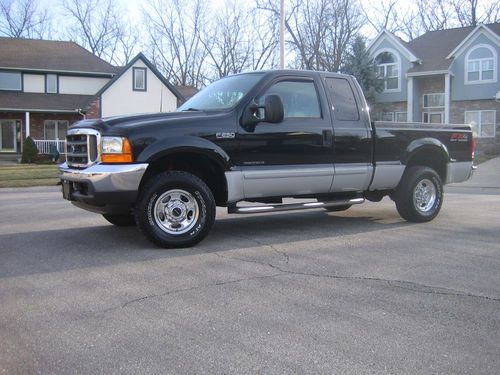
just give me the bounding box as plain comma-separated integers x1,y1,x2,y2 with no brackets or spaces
59,70,474,248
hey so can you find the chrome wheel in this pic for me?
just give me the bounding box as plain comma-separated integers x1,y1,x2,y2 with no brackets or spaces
153,189,199,235
413,178,437,213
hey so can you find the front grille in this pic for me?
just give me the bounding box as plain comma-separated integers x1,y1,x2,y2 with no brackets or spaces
66,130,99,168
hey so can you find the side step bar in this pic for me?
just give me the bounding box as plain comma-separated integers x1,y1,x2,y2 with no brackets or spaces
228,198,365,214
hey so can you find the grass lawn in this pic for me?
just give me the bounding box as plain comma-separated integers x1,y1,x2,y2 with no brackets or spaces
0,164,60,188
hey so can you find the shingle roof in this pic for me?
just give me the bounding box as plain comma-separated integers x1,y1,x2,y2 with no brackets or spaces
407,23,500,73
175,85,199,101
0,37,117,75
0,92,92,112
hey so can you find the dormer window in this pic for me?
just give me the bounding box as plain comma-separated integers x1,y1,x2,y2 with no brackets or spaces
466,44,496,83
375,51,399,91
133,67,147,91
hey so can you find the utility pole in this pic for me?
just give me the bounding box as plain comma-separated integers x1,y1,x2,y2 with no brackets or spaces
280,0,285,69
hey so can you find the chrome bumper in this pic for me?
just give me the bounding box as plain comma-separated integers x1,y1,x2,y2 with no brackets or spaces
59,162,148,193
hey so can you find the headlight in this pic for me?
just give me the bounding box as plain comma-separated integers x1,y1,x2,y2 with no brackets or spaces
101,136,133,163
102,137,124,154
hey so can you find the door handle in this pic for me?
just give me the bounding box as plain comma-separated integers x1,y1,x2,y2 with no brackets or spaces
322,129,333,146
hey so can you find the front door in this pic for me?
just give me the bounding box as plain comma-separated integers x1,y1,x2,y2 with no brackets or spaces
236,76,335,199
0,120,17,152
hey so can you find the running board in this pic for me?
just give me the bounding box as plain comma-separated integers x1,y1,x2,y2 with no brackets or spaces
228,198,365,214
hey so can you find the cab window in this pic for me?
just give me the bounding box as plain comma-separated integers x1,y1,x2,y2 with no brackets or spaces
259,80,321,119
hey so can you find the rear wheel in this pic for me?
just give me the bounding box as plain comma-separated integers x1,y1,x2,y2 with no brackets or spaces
102,214,136,227
394,166,443,222
135,171,216,248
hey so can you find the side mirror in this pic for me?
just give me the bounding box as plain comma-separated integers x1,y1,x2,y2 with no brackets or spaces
240,94,284,131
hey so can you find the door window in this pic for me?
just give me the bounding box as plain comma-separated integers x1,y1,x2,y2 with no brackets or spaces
324,77,359,121
259,80,321,119
44,120,69,140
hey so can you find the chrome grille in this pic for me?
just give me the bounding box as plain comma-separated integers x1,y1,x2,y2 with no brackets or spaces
66,129,100,168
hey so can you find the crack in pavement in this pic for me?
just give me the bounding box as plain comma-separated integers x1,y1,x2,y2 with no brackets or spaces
234,234,290,264
214,252,500,303
102,246,499,313
98,273,284,313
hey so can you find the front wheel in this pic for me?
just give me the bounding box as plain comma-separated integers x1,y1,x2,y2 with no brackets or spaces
135,171,216,248
394,166,443,222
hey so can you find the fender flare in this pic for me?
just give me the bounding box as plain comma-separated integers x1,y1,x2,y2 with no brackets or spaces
401,138,450,165
136,135,233,171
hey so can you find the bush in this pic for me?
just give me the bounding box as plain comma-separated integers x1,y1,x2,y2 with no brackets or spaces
21,136,39,163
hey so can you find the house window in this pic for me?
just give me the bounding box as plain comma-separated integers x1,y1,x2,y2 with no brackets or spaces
395,112,407,122
46,74,58,93
466,45,496,83
0,120,17,152
133,68,147,91
0,71,22,91
380,112,394,121
423,93,445,108
423,112,444,124
375,51,399,91
44,120,68,140
465,110,496,138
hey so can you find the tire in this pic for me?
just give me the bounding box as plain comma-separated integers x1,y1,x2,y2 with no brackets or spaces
135,171,216,248
394,166,443,222
325,204,352,212
102,214,136,227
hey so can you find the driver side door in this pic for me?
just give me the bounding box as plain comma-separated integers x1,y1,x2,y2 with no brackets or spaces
235,76,335,199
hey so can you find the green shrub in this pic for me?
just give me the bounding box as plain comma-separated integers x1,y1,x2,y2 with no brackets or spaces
21,136,39,164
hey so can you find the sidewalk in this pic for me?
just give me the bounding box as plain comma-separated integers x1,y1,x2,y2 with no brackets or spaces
446,156,500,194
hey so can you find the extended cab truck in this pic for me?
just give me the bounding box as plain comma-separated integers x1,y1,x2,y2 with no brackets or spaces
59,70,474,248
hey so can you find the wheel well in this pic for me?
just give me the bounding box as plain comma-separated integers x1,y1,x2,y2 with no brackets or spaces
406,148,448,182
140,152,228,206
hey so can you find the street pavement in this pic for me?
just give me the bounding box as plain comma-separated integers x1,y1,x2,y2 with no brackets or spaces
0,159,499,374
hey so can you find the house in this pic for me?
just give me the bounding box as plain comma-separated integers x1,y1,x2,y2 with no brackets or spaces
0,37,184,159
367,23,500,153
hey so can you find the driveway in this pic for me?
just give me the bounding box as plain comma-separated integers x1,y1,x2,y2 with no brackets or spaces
0,159,499,374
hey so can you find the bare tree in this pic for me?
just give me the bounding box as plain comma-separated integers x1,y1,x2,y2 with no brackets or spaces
62,0,137,65
258,0,362,72
202,0,279,80
0,0,51,38
452,0,500,26
143,0,208,87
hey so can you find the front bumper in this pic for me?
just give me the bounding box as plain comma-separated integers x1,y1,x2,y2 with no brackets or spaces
59,162,148,214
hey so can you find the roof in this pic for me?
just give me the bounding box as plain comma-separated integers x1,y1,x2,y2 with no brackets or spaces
0,92,92,112
175,85,199,101
0,37,117,75
406,23,500,74
95,53,185,100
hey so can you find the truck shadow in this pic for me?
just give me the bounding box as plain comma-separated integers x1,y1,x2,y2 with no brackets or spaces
0,207,409,279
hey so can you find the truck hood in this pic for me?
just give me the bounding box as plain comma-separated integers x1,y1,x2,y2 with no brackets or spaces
69,110,231,135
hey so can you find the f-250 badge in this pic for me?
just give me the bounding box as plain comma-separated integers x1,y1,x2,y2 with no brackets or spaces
216,132,236,139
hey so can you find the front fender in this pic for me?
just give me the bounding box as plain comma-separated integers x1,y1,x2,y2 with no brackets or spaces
136,135,232,171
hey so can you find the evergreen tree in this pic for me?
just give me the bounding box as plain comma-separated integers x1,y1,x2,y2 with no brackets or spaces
341,36,383,106
21,136,39,163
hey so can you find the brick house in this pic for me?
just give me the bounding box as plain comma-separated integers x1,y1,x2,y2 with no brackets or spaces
0,37,183,160
367,23,500,153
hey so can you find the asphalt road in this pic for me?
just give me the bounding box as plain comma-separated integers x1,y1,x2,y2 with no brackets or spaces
0,184,499,374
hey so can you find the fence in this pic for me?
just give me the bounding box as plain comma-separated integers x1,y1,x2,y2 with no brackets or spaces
33,139,66,155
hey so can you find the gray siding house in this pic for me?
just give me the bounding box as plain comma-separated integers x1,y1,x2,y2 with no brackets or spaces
367,23,500,153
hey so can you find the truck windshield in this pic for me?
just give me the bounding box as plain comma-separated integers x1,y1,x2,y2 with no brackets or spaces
178,73,264,111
